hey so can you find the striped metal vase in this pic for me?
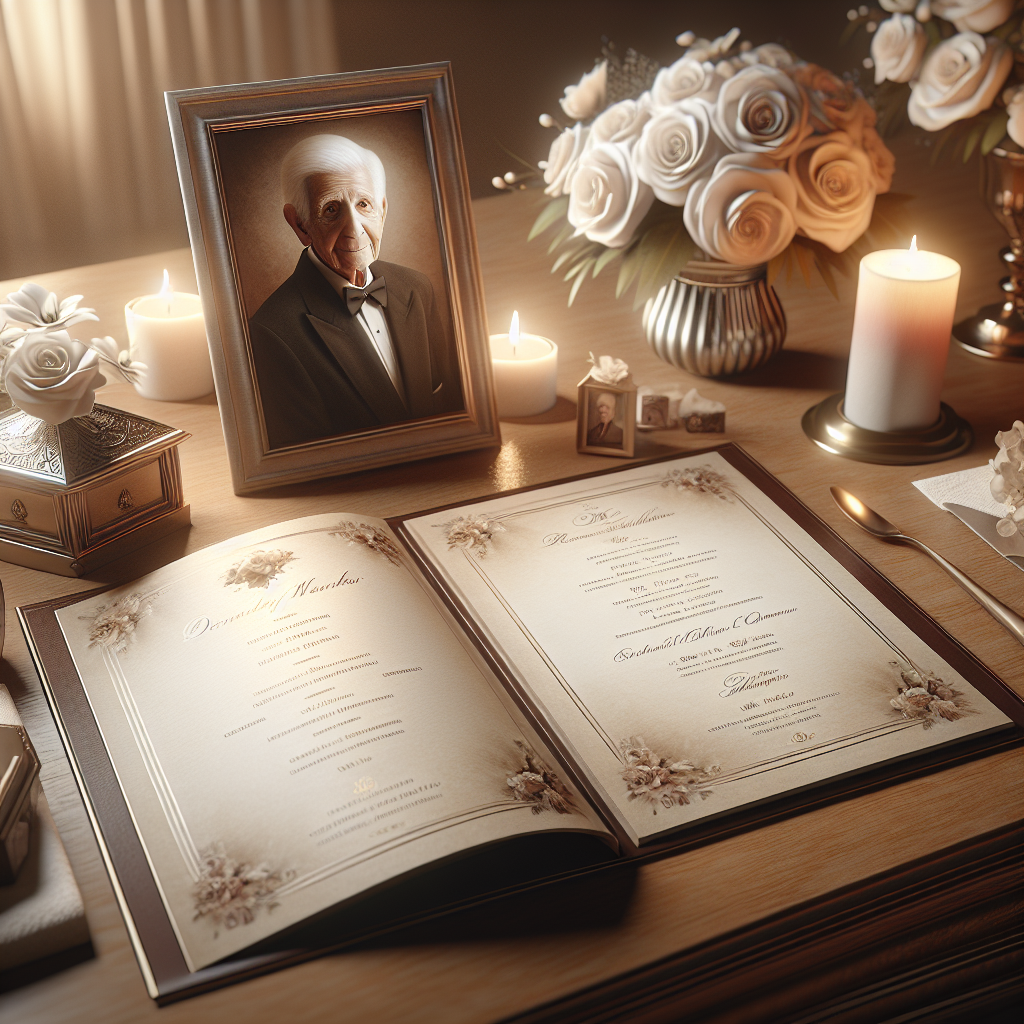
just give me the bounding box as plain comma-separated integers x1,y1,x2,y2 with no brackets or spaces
642,260,786,377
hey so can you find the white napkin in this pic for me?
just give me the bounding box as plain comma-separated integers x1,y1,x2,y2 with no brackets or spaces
0,685,89,972
912,464,1006,518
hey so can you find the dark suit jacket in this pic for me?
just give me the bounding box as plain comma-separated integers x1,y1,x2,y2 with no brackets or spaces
587,420,623,447
248,253,463,448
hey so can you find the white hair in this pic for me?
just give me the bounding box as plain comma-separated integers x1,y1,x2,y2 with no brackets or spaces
281,134,386,223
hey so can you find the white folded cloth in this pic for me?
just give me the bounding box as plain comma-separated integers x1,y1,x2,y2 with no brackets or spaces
912,464,1006,518
0,684,89,972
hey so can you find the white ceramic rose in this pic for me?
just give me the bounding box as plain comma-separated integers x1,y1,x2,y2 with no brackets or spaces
1006,85,1024,147
543,123,590,197
568,141,654,247
788,132,878,252
989,420,1024,537
559,62,608,122
879,0,919,12
651,57,718,108
587,95,654,147
0,282,98,343
634,99,726,206
908,32,1013,131
683,153,798,264
931,0,1015,32
2,330,107,425
871,15,928,85
712,64,809,161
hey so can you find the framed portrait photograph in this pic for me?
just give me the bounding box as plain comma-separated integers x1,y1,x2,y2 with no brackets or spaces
166,64,499,494
576,376,635,458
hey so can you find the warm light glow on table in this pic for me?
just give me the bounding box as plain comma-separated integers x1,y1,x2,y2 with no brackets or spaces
844,237,961,433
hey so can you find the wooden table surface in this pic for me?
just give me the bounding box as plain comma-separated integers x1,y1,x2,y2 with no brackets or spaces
0,138,1021,1023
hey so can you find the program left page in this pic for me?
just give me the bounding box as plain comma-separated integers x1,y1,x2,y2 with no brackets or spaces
55,514,610,971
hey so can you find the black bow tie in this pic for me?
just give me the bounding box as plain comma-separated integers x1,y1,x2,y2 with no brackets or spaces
344,276,387,315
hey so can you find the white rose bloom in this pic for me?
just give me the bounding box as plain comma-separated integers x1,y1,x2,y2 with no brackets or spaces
588,94,654,147
745,44,795,69
651,57,719,107
543,124,590,196
879,0,918,10
788,131,877,252
712,64,809,160
683,152,798,264
634,99,727,206
1006,85,1024,147
559,62,608,122
871,15,928,85
908,32,1012,130
567,141,655,248
2,329,107,425
931,0,1014,32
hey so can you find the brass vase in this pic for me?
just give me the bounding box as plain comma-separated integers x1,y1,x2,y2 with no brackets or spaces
952,147,1024,361
642,260,786,377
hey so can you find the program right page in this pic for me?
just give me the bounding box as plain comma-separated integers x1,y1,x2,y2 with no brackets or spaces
398,450,1013,845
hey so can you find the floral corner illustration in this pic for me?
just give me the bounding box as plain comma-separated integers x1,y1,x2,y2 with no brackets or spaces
329,522,402,565
438,514,506,558
661,465,732,500
620,736,721,814
223,548,295,590
889,663,976,728
192,845,292,933
84,592,154,654
506,739,576,814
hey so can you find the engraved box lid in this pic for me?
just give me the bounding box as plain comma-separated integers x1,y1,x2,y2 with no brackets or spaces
0,404,189,493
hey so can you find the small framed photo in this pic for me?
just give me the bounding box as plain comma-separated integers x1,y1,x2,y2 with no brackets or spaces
167,64,499,494
576,374,636,458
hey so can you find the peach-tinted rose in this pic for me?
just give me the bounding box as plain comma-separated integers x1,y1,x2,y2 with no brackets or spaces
871,15,928,85
931,0,1014,32
788,131,878,252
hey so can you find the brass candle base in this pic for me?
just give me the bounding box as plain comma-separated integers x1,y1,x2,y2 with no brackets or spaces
952,303,1024,361
802,394,973,465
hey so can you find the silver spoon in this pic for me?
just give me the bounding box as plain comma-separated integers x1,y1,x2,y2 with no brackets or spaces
830,486,1024,646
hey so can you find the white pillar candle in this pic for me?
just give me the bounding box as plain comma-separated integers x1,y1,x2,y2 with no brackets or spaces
125,271,214,402
489,311,558,417
844,238,961,433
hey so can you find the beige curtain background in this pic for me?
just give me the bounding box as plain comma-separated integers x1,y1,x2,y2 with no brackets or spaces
0,0,339,280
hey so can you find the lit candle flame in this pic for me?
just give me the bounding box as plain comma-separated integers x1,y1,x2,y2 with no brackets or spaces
909,235,918,252
159,269,172,314
509,310,520,356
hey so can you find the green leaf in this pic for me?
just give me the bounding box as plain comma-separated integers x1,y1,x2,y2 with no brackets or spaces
593,245,619,277
766,250,788,287
546,222,574,254
962,121,985,162
981,111,1009,155
551,248,578,273
563,255,595,281
528,196,569,241
567,261,595,306
615,242,644,298
792,240,813,288
632,220,696,309
814,254,839,300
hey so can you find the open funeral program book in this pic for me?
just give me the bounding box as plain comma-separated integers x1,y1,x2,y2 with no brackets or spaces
21,446,1020,991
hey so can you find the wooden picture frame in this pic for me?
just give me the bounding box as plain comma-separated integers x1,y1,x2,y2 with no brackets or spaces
166,64,499,494
576,373,636,457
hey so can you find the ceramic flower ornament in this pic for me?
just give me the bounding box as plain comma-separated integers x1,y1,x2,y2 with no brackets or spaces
0,282,98,342
0,282,146,424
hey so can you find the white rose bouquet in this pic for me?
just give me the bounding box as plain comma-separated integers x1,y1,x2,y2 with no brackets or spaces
496,32,904,307
847,2,1023,155
0,283,145,425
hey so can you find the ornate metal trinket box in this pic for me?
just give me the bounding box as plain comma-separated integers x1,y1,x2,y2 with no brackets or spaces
0,403,190,576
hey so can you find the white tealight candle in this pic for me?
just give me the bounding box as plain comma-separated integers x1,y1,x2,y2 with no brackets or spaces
844,237,961,433
489,311,558,417
125,270,214,402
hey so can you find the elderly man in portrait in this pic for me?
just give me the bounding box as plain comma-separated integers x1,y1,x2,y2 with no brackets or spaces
248,134,463,448
587,392,623,448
